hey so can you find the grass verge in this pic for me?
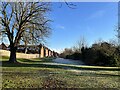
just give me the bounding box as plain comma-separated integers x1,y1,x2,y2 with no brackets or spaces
0,56,120,88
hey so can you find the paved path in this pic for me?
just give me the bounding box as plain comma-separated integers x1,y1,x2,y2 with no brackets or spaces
53,58,85,65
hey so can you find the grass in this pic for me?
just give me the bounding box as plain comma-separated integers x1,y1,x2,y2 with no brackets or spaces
0,56,120,88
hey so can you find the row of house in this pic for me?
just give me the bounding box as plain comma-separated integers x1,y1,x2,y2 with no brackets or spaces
0,43,59,58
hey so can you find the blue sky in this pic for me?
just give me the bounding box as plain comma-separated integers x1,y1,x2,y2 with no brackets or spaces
1,2,118,53
47,2,118,52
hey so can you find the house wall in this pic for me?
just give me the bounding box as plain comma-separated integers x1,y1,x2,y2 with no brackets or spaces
0,50,39,59
0,43,58,58
45,48,49,57
0,43,7,50
51,51,53,57
48,50,51,57
40,46,44,58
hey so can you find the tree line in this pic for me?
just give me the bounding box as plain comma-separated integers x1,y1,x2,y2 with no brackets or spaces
60,38,120,67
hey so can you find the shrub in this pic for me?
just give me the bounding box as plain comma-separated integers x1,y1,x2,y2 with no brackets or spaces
81,42,120,66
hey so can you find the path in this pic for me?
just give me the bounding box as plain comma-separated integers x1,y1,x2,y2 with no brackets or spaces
53,58,85,65
42,58,85,70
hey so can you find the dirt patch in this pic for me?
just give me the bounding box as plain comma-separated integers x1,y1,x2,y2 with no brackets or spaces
42,76,66,88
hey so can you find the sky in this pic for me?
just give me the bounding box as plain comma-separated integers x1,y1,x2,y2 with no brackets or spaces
1,2,118,53
46,2,118,53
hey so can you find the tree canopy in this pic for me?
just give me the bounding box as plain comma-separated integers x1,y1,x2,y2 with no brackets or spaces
0,2,51,62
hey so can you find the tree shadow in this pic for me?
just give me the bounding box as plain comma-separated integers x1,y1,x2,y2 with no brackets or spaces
2,61,120,78
1,61,120,71
72,72,120,77
1,60,120,79
17,57,54,63
1,61,62,69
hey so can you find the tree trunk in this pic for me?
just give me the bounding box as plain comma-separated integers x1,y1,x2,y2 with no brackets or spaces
9,47,17,63
24,41,27,54
24,47,27,54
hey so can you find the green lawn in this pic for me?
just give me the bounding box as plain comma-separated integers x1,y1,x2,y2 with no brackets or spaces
0,56,120,88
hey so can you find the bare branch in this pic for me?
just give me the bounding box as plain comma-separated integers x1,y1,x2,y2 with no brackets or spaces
1,2,51,47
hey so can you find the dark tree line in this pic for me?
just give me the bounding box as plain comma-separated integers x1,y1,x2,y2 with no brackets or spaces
60,41,120,67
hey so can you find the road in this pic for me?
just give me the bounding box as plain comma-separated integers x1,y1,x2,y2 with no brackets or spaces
53,58,85,65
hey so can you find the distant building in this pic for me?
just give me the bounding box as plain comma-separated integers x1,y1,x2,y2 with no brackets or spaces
0,42,59,58
17,45,40,54
39,44,44,58
0,43,7,50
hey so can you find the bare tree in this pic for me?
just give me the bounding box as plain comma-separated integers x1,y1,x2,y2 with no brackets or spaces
117,27,120,46
60,48,74,58
94,38,104,45
73,37,87,53
118,2,120,46
109,38,119,47
0,2,51,63
63,1,76,9
57,1,76,9
21,31,31,54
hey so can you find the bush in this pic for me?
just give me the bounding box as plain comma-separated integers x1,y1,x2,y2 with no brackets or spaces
60,41,120,67
81,42,120,67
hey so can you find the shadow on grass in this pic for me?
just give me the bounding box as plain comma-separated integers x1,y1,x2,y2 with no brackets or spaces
1,61,120,71
1,61,62,69
17,58,54,63
69,72,120,77
2,61,120,78
1,55,55,63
